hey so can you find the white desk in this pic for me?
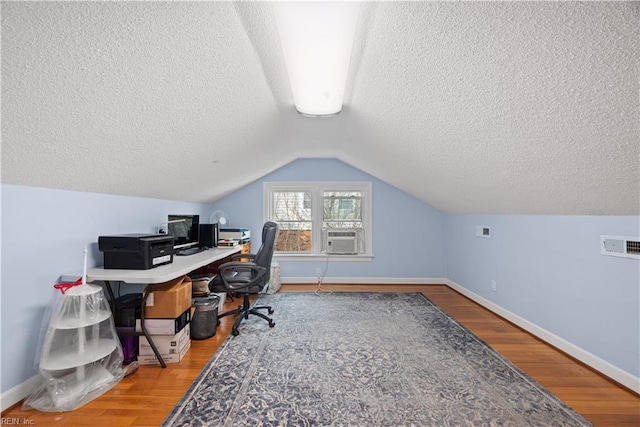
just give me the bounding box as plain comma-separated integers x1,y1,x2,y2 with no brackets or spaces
83,246,242,284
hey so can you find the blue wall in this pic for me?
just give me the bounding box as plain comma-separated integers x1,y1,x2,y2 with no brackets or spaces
446,214,640,378
0,184,207,393
208,159,447,279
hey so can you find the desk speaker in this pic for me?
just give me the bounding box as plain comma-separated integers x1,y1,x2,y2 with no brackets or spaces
199,223,219,248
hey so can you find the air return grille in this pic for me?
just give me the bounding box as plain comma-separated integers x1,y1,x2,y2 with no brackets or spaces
627,240,640,255
601,235,640,260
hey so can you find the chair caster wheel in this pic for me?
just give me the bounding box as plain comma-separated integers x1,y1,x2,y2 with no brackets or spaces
232,330,239,336
268,309,274,314
269,322,275,328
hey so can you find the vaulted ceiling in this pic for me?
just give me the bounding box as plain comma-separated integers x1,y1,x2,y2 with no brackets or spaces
2,2,638,214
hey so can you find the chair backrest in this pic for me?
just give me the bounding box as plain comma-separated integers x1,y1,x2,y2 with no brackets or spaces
253,221,278,282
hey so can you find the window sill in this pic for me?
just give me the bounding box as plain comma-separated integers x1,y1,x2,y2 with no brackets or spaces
273,254,374,262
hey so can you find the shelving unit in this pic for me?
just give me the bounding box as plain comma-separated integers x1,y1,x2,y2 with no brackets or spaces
35,283,122,410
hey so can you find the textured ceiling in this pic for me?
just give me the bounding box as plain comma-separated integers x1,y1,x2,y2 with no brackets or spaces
2,1,639,214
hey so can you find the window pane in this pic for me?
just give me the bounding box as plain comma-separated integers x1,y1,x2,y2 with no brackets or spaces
273,192,312,221
323,192,362,221
272,191,312,252
276,222,312,252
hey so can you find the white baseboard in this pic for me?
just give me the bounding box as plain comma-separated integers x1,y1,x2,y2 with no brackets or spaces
445,279,640,394
281,276,447,285
1,374,41,412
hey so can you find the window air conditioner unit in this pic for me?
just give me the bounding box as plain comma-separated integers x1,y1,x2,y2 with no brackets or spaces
326,229,358,254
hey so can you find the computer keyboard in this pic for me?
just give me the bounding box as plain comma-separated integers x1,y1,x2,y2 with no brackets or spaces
175,247,206,256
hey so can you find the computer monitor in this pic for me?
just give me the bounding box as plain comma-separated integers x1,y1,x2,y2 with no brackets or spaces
167,214,200,250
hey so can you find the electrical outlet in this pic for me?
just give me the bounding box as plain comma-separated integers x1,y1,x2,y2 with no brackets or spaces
491,280,497,292
315,268,322,277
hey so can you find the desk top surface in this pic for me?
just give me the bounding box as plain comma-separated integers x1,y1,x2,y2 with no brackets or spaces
80,246,242,284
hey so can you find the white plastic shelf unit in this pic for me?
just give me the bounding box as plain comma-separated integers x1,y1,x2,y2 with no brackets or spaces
38,283,121,408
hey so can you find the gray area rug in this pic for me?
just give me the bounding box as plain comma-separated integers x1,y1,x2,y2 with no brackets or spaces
164,292,591,426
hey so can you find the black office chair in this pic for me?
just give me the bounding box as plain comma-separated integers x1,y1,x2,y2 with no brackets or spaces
213,221,278,336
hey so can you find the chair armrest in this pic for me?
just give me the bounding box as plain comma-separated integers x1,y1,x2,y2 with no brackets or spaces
218,260,254,271
230,253,255,261
218,261,267,291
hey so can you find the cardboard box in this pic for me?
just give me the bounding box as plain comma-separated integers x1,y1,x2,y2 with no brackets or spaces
138,338,191,365
135,308,190,335
139,324,190,356
144,275,192,318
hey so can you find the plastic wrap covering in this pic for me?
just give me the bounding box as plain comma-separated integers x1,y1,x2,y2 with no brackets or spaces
23,283,124,412
261,262,281,294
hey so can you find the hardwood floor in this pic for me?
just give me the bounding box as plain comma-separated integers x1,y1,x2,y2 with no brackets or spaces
3,284,638,426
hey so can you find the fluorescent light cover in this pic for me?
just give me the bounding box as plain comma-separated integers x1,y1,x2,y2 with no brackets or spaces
274,2,360,117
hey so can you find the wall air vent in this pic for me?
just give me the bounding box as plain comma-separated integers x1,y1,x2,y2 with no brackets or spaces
627,240,640,255
475,226,491,238
601,235,640,260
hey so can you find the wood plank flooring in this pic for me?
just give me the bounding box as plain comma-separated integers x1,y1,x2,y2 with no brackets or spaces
2,284,638,426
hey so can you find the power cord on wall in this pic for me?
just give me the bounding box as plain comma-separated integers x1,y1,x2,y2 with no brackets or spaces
315,254,331,295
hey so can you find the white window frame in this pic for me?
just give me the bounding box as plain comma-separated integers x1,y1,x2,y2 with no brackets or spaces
264,181,373,262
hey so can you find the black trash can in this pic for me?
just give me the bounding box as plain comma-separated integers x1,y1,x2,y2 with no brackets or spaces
191,294,220,340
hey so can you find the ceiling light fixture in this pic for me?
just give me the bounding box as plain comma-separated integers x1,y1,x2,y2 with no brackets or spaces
274,2,360,118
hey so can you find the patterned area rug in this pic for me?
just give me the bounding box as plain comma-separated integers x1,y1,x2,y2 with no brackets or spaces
164,293,591,426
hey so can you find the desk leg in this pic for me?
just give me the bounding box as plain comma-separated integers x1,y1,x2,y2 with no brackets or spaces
140,287,167,368
103,281,117,314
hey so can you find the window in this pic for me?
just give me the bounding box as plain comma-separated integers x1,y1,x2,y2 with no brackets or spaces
264,182,372,260
272,190,312,252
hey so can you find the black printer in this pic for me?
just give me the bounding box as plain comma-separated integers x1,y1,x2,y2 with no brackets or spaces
98,234,174,270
